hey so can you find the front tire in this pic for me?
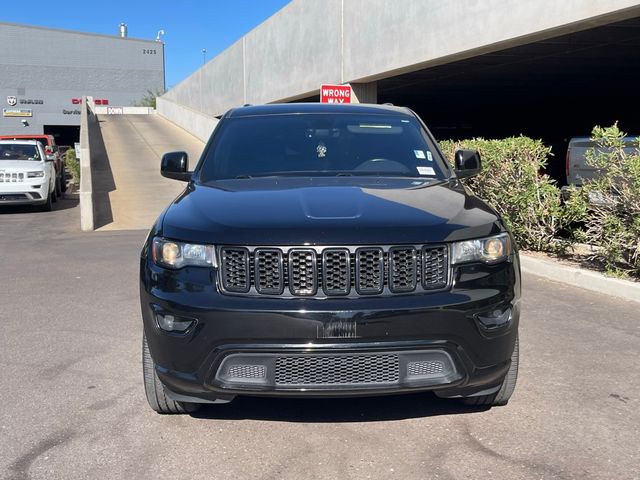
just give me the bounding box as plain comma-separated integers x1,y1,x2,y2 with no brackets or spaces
142,334,201,414
59,169,66,196
39,187,53,212
55,173,62,198
462,335,519,406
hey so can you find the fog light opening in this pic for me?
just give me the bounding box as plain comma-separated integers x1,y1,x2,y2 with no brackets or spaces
155,311,196,333
476,306,512,329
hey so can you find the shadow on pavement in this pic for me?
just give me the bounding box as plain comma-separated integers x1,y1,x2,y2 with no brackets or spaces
90,118,115,229
192,392,488,423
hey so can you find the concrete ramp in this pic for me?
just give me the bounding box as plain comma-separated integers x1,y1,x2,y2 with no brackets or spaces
93,114,204,231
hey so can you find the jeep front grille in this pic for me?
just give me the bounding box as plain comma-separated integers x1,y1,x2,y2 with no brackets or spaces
0,172,25,183
218,245,449,297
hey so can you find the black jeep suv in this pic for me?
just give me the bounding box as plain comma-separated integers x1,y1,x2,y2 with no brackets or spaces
140,103,520,414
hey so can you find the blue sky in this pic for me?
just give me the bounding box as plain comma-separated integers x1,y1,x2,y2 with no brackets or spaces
1,0,291,89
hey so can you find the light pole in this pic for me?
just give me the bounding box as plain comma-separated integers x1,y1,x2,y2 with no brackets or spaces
202,48,207,66
156,30,166,92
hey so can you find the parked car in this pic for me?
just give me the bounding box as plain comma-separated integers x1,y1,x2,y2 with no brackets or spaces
0,134,66,197
565,136,639,187
0,140,57,211
140,103,521,414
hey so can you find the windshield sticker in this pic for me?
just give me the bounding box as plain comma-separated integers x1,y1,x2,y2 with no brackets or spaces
414,150,426,159
417,166,435,176
427,151,433,162
316,142,327,158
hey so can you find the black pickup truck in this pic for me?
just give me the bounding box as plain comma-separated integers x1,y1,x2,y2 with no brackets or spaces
140,103,520,414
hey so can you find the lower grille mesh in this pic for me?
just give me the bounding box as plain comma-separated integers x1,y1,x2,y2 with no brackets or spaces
227,364,267,379
407,360,445,376
275,354,400,385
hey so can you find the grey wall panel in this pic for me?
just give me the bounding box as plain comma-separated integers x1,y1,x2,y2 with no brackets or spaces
0,23,163,71
165,41,244,114
244,0,342,104
342,0,640,82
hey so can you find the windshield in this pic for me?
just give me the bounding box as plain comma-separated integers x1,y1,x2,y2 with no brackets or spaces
199,113,448,181
0,144,42,161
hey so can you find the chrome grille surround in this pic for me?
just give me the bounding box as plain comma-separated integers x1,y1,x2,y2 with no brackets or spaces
389,246,418,292
288,249,317,296
322,248,351,295
254,248,284,295
217,244,451,298
220,247,250,293
355,248,384,294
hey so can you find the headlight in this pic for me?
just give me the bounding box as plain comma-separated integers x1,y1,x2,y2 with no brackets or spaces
152,237,217,269
27,171,45,178
451,233,511,264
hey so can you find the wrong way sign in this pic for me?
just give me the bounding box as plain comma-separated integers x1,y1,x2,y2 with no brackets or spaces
320,84,352,103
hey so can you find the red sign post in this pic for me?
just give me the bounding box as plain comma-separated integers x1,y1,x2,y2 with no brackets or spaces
320,84,352,103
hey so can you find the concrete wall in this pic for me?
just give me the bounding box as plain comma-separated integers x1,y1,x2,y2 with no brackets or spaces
0,22,164,136
158,0,640,137
156,97,218,143
342,0,640,81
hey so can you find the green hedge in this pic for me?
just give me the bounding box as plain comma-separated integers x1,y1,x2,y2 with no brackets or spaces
65,148,80,183
439,136,577,252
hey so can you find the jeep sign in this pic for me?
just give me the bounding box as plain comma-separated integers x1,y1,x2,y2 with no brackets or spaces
320,84,352,103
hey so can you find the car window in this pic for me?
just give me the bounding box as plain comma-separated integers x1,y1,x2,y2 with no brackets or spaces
0,144,41,161
199,113,448,181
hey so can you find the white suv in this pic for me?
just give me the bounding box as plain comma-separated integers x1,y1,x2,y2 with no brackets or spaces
0,140,57,211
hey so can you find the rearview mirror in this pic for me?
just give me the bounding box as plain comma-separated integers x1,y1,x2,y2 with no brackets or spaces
454,149,482,179
161,151,192,181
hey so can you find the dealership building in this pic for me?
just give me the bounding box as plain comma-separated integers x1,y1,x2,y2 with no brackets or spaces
0,22,164,145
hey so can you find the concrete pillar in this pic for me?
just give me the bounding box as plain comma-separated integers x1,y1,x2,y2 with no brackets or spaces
350,82,377,104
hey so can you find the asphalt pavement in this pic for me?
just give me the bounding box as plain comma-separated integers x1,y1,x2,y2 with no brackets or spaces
0,197,638,480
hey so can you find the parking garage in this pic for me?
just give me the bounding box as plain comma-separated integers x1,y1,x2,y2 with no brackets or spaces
157,1,640,186
376,16,640,183
290,16,640,184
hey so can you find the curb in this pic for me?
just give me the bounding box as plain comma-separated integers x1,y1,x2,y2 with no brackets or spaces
520,254,640,304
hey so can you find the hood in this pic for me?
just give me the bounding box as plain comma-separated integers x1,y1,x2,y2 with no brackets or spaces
161,177,502,245
0,160,43,171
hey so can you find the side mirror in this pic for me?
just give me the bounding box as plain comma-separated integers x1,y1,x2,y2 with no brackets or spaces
161,151,192,181
454,149,482,179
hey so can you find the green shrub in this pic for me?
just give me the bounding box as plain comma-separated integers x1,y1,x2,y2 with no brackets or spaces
440,136,577,252
134,88,164,108
65,148,80,183
576,124,640,277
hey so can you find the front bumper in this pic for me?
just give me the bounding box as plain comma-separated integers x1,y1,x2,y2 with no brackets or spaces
0,180,48,205
140,254,521,401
